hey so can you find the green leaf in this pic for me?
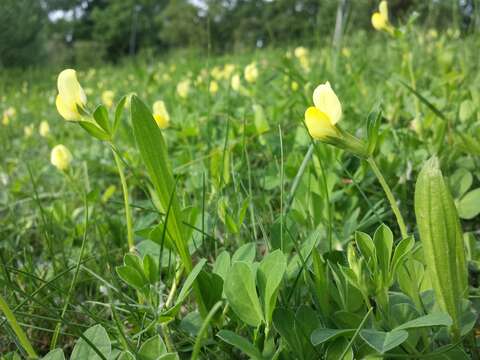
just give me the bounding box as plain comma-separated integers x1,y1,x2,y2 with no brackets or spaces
415,156,468,333
117,352,135,360
79,120,111,141
459,99,475,122
93,104,110,134
216,330,263,359
113,95,127,135
458,188,480,219
138,335,167,360
224,261,264,327
257,250,286,324
71,324,111,360
116,265,147,290
143,254,158,284
355,231,376,272
373,224,393,278
326,338,353,360
212,251,231,280
390,236,414,280
394,313,452,331
272,308,302,355
232,243,256,263
41,349,65,360
310,328,355,346
449,168,472,199
360,329,408,354
130,95,190,271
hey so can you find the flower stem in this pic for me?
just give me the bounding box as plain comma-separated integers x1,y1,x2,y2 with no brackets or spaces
367,157,408,239
0,294,37,358
111,146,134,251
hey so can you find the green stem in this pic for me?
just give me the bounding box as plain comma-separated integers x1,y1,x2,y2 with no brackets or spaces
367,157,408,239
111,146,134,251
0,294,37,358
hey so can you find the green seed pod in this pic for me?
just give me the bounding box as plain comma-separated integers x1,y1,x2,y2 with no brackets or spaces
414,156,467,335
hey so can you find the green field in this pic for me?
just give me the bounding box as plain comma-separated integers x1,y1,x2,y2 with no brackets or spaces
1,13,480,359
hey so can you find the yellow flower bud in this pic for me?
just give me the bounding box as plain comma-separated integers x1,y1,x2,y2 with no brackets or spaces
152,100,170,129
291,81,299,91
231,74,241,91
209,80,219,94
102,90,115,108
176,80,191,98
39,121,50,137
55,69,87,121
50,144,72,171
2,107,16,125
244,63,259,83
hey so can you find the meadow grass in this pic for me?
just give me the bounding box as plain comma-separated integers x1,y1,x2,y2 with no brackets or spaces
1,27,480,359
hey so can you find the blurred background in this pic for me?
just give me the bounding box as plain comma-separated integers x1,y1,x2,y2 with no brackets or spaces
0,0,478,68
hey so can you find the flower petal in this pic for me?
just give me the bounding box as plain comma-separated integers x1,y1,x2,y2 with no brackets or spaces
312,82,342,124
304,106,338,140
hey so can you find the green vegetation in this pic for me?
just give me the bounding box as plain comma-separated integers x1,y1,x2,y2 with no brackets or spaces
1,4,480,359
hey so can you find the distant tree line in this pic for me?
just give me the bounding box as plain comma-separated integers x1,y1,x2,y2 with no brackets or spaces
0,0,478,67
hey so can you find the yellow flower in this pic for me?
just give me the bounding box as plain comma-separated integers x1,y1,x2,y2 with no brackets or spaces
244,63,259,83
231,74,241,91
294,47,308,59
55,69,87,121
223,64,236,78
291,81,299,91
24,124,34,138
305,81,342,140
51,144,72,171
152,100,170,129
2,107,16,125
102,90,115,108
209,80,219,94
371,1,394,34
176,80,191,98
39,121,50,137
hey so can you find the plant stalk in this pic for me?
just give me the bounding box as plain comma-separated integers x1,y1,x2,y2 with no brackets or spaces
111,146,134,251
367,157,408,239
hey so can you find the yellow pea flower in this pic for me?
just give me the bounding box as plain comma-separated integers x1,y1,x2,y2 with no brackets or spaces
371,1,394,34
305,81,342,140
304,82,368,157
51,144,72,171
231,74,241,91
102,90,115,108
2,107,16,125
244,63,259,83
39,121,50,137
223,64,236,78
177,80,191,98
294,47,308,59
24,124,34,138
209,80,219,94
55,69,87,121
152,100,170,129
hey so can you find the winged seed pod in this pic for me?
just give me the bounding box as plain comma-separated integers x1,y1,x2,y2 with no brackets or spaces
414,156,467,336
